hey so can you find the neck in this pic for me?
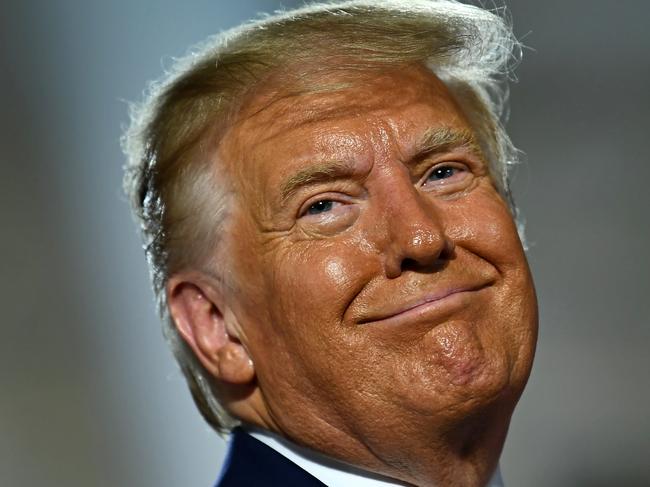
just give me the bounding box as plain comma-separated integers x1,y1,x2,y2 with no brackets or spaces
243,415,507,487
365,417,509,487
235,387,513,487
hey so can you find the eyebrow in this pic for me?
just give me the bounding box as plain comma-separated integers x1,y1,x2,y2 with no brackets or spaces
416,127,482,158
278,128,482,206
280,159,356,205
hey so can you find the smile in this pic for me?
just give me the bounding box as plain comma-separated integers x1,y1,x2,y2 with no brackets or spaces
357,284,491,326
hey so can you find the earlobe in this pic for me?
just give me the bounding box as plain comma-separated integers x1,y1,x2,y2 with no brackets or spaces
216,342,256,383
167,275,255,385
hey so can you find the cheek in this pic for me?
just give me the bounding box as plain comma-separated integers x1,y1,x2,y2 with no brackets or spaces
416,188,536,373
251,242,382,419
447,185,526,270
445,187,538,381
325,257,347,285
266,240,373,349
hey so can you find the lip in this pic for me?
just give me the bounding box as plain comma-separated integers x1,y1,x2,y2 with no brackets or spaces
357,283,490,326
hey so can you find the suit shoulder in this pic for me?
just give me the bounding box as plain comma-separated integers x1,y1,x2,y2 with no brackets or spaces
215,428,326,487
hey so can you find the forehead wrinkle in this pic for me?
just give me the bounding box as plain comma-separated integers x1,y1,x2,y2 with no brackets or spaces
237,70,428,150
225,110,375,229
236,77,377,142
243,101,372,150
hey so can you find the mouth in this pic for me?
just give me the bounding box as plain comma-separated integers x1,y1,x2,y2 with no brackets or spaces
357,283,492,326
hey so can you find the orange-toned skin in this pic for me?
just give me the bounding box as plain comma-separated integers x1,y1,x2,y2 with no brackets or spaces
169,64,538,487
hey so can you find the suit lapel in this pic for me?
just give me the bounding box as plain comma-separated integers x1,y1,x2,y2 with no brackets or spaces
216,428,327,487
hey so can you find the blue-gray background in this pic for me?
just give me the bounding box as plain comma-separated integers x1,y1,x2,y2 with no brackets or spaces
1,1,648,486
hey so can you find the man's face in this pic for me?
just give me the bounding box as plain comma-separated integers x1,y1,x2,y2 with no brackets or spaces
216,64,537,465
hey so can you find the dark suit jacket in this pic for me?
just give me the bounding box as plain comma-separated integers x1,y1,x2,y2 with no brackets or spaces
215,428,327,486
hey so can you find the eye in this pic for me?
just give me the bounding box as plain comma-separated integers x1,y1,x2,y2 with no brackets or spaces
427,164,462,181
297,191,355,220
306,199,335,215
422,162,469,189
297,196,359,236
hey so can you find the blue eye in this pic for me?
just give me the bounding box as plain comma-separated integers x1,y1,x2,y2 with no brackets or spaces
306,200,334,215
428,165,457,181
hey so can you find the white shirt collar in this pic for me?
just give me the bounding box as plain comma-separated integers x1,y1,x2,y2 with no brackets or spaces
246,427,504,487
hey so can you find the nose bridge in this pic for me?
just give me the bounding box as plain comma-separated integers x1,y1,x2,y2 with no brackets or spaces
376,173,452,276
388,182,442,244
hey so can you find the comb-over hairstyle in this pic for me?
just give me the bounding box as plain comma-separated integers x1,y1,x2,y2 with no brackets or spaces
122,0,522,433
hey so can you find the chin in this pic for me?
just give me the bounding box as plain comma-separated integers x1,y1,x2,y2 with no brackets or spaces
397,330,524,425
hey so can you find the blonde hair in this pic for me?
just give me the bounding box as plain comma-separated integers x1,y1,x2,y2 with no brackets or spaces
122,0,522,433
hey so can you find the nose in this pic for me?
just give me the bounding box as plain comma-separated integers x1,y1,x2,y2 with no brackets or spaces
380,186,454,279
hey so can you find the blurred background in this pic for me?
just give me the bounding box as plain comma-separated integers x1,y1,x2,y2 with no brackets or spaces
1,1,648,486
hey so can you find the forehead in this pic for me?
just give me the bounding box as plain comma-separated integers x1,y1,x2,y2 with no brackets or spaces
218,64,472,199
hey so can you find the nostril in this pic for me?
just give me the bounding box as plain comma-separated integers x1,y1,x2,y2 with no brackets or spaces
400,256,450,274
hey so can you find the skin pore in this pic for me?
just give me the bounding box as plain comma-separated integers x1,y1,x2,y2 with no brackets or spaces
168,63,538,487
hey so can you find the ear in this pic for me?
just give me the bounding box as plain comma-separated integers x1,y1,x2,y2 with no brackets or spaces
167,273,255,385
